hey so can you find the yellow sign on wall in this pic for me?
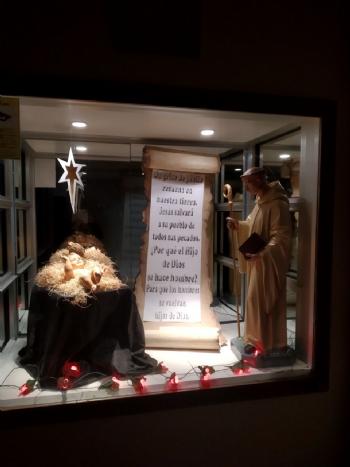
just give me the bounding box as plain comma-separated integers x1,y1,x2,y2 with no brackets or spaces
0,96,21,159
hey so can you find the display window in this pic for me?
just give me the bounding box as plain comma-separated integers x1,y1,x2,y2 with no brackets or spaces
0,95,331,412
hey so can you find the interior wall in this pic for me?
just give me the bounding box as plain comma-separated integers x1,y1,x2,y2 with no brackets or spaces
1,2,349,466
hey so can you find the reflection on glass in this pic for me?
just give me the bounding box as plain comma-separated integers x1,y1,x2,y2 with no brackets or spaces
286,210,298,343
290,211,298,272
14,153,26,200
0,289,9,349
217,211,243,257
223,159,244,203
16,275,25,310
263,163,301,198
259,134,301,352
14,159,23,200
0,160,5,197
16,209,27,261
0,209,7,276
217,264,242,325
17,273,29,335
222,264,240,305
261,140,300,198
36,160,145,286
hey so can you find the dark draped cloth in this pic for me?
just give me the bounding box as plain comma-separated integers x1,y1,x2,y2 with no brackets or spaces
19,285,158,388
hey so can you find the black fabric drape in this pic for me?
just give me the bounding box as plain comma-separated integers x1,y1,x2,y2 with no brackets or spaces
19,285,158,388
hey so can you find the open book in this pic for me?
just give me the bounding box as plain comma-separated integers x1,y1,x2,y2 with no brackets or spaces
239,232,267,259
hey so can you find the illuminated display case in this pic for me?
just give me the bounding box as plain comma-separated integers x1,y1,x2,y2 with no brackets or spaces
0,92,334,414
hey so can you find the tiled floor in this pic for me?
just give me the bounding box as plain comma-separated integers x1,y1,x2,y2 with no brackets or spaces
0,308,307,411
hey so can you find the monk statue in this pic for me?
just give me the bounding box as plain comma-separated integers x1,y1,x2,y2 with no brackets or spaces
227,167,292,354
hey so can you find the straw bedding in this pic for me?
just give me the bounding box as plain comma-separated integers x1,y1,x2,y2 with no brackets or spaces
35,233,123,306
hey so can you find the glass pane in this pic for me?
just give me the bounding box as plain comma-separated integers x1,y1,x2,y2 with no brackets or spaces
1,97,320,412
215,263,242,325
286,210,298,347
221,264,240,306
17,273,29,336
0,294,4,348
0,289,9,349
35,160,146,286
0,209,8,276
261,136,300,198
289,210,298,271
16,274,27,311
216,210,243,257
222,157,244,203
0,160,5,196
16,209,27,261
258,132,301,353
14,159,23,199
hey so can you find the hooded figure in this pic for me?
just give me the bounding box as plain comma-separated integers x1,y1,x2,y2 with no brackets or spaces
228,168,292,352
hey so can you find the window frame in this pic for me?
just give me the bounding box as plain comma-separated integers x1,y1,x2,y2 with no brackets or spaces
0,151,34,347
0,86,335,421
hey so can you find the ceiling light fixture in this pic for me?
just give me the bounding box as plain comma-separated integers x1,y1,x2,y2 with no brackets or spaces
75,145,87,152
279,154,291,159
72,121,87,128
234,168,242,172
200,129,214,136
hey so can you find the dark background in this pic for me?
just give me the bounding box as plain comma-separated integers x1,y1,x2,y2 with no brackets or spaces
1,1,349,466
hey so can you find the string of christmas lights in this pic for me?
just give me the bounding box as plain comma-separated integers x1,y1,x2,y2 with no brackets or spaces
0,358,255,398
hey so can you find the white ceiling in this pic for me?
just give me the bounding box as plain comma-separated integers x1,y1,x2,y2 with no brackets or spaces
20,96,303,161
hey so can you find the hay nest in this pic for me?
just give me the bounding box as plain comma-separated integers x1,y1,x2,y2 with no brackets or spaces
61,231,107,253
35,236,123,306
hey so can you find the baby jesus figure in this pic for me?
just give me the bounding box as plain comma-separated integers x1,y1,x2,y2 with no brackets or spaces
62,249,104,292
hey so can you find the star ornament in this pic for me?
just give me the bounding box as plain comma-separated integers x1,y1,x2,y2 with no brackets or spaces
57,147,86,213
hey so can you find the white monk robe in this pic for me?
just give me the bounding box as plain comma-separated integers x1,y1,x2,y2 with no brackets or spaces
237,181,292,352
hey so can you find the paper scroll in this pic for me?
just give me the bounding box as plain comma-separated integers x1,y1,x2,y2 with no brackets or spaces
143,170,204,322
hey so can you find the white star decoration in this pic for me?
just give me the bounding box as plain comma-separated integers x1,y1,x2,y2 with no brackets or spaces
57,147,86,214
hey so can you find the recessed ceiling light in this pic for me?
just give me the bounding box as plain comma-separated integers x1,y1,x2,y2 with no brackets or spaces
200,129,215,136
75,145,87,152
279,154,291,159
72,121,87,128
234,168,242,172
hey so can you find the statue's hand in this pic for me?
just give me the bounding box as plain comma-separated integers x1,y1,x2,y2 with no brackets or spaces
226,217,239,230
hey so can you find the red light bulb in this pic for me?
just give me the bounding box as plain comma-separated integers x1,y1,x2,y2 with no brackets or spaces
167,372,179,390
57,376,72,391
19,384,30,396
18,380,35,396
63,361,81,378
133,377,147,393
111,376,120,391
200,369,212,388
